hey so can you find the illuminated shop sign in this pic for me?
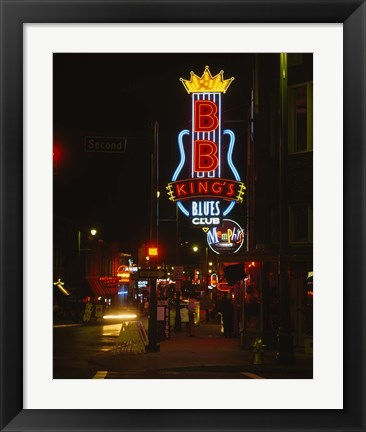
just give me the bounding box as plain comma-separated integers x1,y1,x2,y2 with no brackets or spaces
118,273,130,283
99,276,120,287
217,282,232,292
206,218,245,255
209,273,218,289
166,66,246,227
116,265,131,283
138,280,148,289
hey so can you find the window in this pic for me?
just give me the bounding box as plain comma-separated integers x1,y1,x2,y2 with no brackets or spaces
289,82,313,153
270,89,280,157
270,206,279,244
289,204,313,243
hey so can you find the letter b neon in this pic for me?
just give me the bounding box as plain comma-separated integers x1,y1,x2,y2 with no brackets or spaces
194,140,219,172
194,100,219,132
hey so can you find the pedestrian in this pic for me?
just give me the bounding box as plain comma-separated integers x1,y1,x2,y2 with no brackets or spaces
219,294,234,337
188,296,196,337
201,296,211,323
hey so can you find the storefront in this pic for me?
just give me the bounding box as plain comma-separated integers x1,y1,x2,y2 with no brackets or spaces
219,254,312,351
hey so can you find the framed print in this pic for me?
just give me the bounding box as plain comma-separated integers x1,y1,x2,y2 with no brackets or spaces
0,0,365,431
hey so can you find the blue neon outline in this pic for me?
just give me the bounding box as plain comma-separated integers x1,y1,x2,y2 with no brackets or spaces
223,201,235,216
222,129,240,216
173,104,241,219
172,129,190,216
172,129,190,181
172,129,189,216
178,201,189,216
223,129,240,181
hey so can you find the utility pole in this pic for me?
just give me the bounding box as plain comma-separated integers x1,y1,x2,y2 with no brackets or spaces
174,279,182,332
147,121,160,352
176,204,180,264
276,53,295,365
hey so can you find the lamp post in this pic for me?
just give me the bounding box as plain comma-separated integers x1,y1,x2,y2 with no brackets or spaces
192,245,200,283
192,244,208,292
77,228,97,257
146,121,160,352
77,228,97,303
173,282,182,331
276,53,295,365
208,260,213,296
205,245,208,292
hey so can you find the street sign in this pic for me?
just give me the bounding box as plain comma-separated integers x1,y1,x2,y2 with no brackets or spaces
138,269,167,279
173,266,184,280
84,136,127,153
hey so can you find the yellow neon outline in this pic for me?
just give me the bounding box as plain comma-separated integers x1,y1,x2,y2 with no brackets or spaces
166,184,176,201
167,179,246,203
180,66,234,94
236,183,246,202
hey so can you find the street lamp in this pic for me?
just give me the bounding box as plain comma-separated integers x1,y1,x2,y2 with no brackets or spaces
76,227,98,309
192,245,209,291
78,228,98,257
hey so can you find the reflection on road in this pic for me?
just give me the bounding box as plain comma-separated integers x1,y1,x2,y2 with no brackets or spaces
101,323,122,337
53,322,125,379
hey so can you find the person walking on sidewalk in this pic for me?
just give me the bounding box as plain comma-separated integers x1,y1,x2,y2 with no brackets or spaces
188,296,196,337
219,294,234,338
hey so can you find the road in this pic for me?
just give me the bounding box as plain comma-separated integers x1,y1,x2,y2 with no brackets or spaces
53,322,121,378
53,322,256,379
53,322,312,379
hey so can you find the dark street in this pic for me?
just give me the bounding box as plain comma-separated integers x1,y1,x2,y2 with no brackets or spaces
53,319,312,379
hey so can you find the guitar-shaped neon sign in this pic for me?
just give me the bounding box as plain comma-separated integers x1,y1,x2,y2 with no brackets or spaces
166,66,245,227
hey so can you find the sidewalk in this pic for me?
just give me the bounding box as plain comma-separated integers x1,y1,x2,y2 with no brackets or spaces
89,320,313,374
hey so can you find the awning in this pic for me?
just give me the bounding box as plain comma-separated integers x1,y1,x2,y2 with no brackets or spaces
86,276,119,296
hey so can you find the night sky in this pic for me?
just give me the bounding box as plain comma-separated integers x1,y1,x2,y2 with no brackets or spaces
53,53,254,262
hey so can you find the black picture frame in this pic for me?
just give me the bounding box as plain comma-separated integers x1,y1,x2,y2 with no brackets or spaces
1,1,365,431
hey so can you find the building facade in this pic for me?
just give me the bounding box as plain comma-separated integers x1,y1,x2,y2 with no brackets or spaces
224,53,313,353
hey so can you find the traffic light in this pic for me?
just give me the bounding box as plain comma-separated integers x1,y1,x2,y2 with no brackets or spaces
145,247,159,263
53,142,63,175
53,142,62,164
147,247,158,257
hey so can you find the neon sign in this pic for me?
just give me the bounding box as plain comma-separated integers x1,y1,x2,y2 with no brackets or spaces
206,219,245,255
166,66,246,227
116,265,131,283
217,282,232,292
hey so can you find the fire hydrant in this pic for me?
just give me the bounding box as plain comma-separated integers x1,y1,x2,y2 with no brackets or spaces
252,337,266,365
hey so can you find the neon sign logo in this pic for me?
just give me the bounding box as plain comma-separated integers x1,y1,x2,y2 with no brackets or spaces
206,219,245,255
166,66,246,227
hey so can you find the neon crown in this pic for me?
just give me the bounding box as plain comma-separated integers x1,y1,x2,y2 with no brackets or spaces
180,65,234,94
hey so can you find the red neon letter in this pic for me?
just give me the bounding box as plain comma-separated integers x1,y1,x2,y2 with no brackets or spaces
194,100,219,132
194,140,219,172
197,181,209,194
226,182,236,197
211,181,223,194
176,182,187,197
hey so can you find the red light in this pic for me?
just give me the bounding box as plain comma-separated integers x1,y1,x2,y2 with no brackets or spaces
53,143,62,164
148,247,158,256
217,282,232,292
